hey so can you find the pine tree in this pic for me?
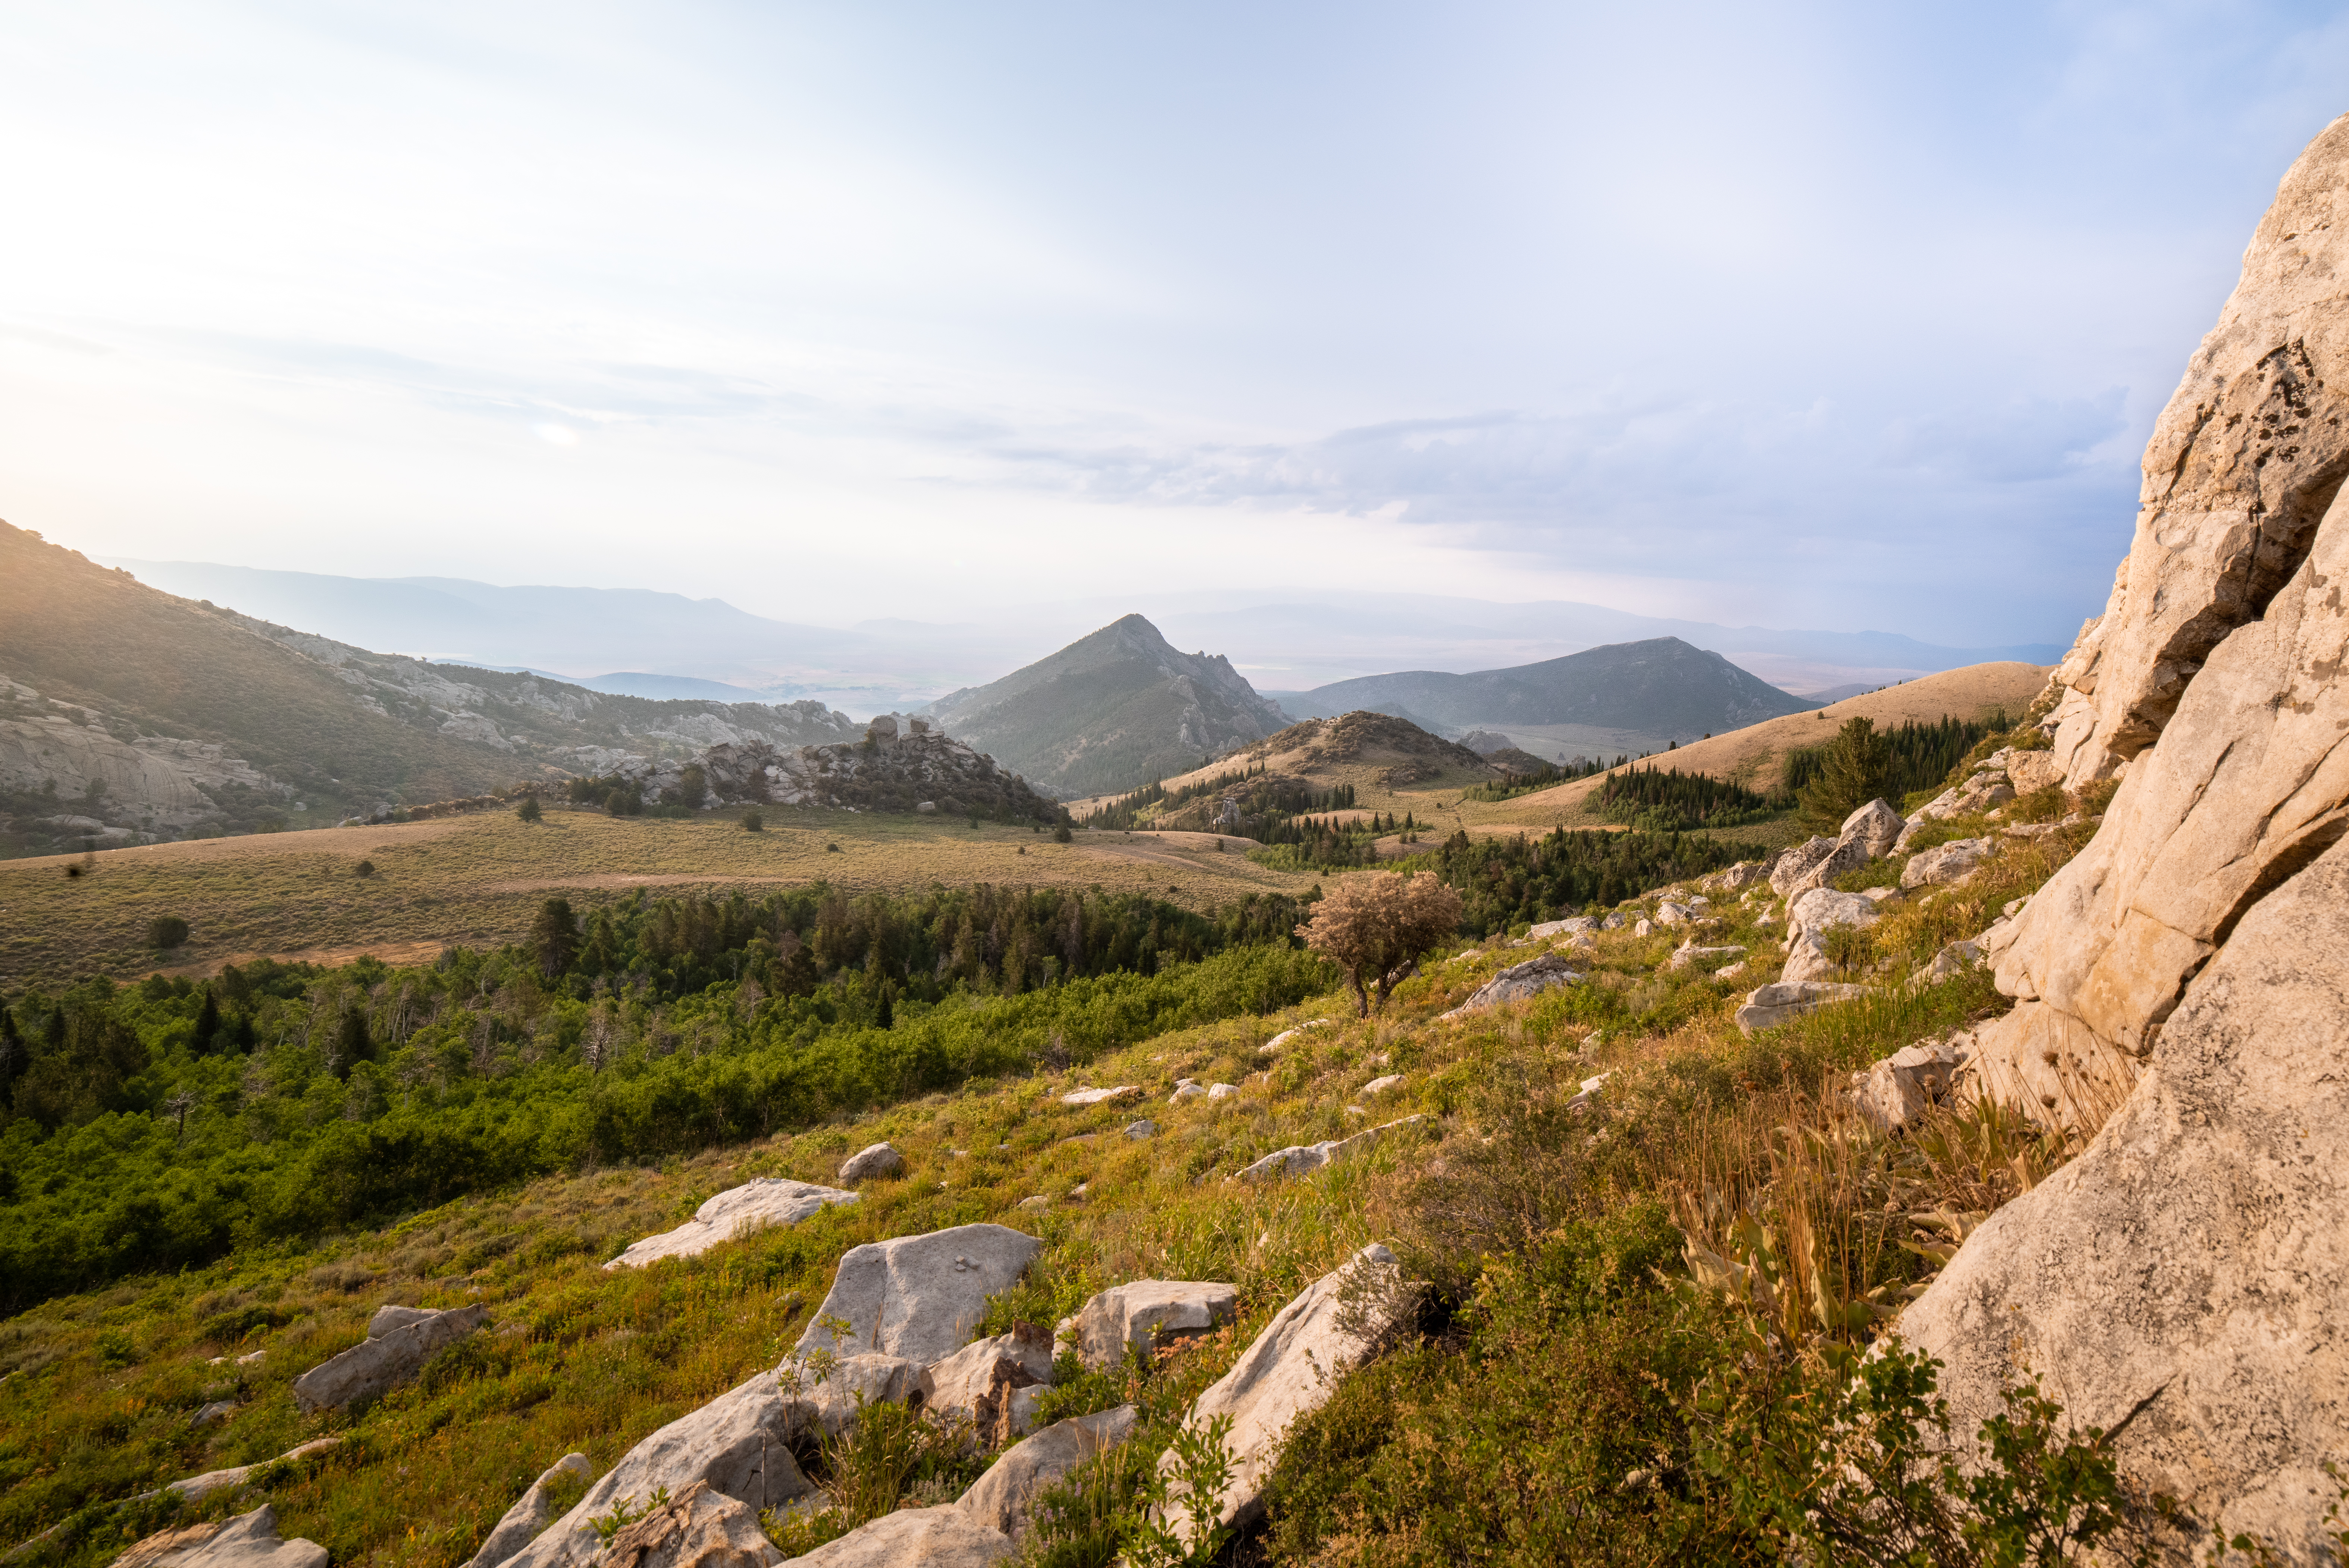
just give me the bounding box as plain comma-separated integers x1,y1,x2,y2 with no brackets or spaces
1798,717,1891,832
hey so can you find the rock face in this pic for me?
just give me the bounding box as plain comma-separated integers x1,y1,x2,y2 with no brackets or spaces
1158,1244,1416,1544
779,1353,925,1440
115,1504,327,1568
779,1506,1014,1568
1438,954,1581,1018
795,1224,1044,1367
1228,1114,1426,1184
838,1144,905,1184
2050,115,2349,782
499,1368,816,1568
591,1481,780,1568
956,1406,1140,1542
1779,888,1879,985
291,1303,488,1412
605,1180,857,1270
1064,1281,1238,1371
1840,798,1905,859
1902,834,2349,1558
463,1452,592,1568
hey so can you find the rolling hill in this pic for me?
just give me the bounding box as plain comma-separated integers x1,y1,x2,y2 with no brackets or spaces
1274,636,1820,755
0,523,864,854
923,614,1289,798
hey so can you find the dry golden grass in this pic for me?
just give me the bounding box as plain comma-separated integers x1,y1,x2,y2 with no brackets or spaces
0,808,1316,986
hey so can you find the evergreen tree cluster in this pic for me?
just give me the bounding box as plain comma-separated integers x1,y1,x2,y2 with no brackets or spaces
1460,754,1616,804
1411,826,1768,935
1593,765,1776,833
1781,713,2008,830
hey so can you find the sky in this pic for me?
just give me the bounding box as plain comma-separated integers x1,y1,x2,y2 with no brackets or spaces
4,1,2348,649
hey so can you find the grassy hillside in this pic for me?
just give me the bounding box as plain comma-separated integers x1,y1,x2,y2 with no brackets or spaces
0,807,1318,987
926,615,1287,799
0,523,526,820
0,752,2127,1565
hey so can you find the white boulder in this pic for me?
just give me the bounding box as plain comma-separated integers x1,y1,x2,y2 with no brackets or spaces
777,1506,1012,1568
838,1143,905,1184
114,1504,325,1568
1899,837,1993,890
1155,1245,1415,1545
460,1452,591,1568
1780,888,1880,985
1228,1115,1427,1184
1848,1039,1968,1136
795,1224,1044,1367
605,1180,858,1270
585,1480,779,1568
1064,1281,1238,1371
1839,798,1906,858
1438,954,1581,1018
291,1303,488,1413
956,1406,1140,1542
1733,981,1873,1035
1059,1085,1141,1106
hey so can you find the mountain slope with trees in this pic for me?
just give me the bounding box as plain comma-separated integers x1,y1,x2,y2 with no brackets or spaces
924,614,1289,798
1284,636,1819,738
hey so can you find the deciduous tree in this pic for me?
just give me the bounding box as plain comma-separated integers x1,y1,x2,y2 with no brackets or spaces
1296,870,1463,1016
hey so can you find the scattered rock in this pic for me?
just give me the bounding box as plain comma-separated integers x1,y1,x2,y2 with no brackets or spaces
1359,1074,1404,1096
1600,911,1627,930
1123,1120,1156,1140
605,1179,858,1270
115,1504,326,1568
956,1406,1140,1542
923,1326,1055,1446
775,1506,1012,1568
291,1303,488,1413
1899,837,1993,890
1170,1082,1206,1102
1155,1245,1416,1545
190,1400,237,1428
1059,1086,1141,1106
1064,1281,1238,1371
795,1224,1045,1367
1260,1020,1330,1052
1527,916,1599,938
1768,836,1840,899
1840,798,1905,858
1733,980,1874,1035
1654,901,1695,927
1632,918,1653,937
1710,860,1770,893
1713,960,1748,981
839,1143,906,1184
461,1453,593,1568
1848,1039,1968,1136
1666,940,1746,972
235,1349,266,1367
166,1438,342,1504
1206,1082,1239,1099
1909,938,1983,986
592,1480,781,1568
1016,1195,1050,1212
1439,954,1582,1018
1780,888,1881,985
1565,1072,1609,1112
1228,1115,1428,1184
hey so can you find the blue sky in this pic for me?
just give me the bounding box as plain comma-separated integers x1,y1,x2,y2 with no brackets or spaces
4,1,2346,647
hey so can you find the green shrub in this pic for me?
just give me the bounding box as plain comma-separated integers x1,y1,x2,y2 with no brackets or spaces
144,916,189,949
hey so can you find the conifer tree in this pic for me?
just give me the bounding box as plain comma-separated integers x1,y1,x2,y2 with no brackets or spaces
1798,717,1891,832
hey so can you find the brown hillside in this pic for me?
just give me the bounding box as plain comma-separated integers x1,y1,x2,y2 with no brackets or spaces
1492,660,2051,821
0,521,530,815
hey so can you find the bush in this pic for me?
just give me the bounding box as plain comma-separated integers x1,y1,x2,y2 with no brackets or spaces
515,796,544,824
145,916,189,949
1297,871,1462,1016
741,808,764,833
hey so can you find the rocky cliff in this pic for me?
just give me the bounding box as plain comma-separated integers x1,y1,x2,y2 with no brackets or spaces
1899,115,2349,1560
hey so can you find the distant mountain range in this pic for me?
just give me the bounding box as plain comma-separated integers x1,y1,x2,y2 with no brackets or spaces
100,560,2065,711
1272,639,1818,747
924,615,1288,798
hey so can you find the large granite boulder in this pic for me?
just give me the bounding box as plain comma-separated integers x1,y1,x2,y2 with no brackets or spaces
1839,798,1905,859
588,1480,780,1567
2047,113,2349,783
1156,1244,1416,1545
291,1303,488,1412
1732,980,1872,1035
115,1505,326,1568
1847,1038,1968,1137
956,1406,1140,1542
777,1506,1012,1567
167,1438,341,1503
462,1452,591,1568
1899,837,1992,891
1901,833,2349,1558
1062,1280,1238,1371
779,1352,925,1440
497,1368,816,1568
838,1143,904,1184
1769,836,1840,900
605,1179,857,1270
794,1224,1044,1367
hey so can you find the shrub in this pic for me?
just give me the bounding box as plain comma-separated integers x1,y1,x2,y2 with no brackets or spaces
515,796,544,824
1297,871,1463,1016
741,808,764,833
145,916,189,949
